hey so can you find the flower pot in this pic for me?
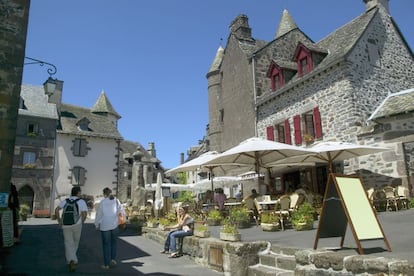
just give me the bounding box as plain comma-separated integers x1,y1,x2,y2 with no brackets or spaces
260,222,280,232
194,230,210,238
294,221,313,231
220,232,241,242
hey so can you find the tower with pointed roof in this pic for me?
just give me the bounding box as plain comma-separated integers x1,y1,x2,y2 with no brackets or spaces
91,91,121,127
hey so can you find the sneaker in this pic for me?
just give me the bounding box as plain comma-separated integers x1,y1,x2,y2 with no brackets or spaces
69,260,76,272
101,265,109,270
110,260,117,266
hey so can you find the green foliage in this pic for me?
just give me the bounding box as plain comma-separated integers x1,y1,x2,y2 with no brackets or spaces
291,202,315,226
207,209,222,220
260,212,280,224
177,191,193,202
177,172,187,184
409,197,414,208
195,223,208,232
221,218,239,234
19,204,30,220
229,207,250,223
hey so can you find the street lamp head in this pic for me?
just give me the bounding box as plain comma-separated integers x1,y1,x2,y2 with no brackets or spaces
43,77,57,96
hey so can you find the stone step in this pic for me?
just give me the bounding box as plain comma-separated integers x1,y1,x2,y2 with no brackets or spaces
260,253,296,271
247,263,294,276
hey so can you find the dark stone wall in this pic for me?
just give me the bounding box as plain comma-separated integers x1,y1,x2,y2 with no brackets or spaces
0,0,30,192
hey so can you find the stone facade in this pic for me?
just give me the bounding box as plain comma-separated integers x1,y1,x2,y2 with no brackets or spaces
11,84,58,216
206,1,414,193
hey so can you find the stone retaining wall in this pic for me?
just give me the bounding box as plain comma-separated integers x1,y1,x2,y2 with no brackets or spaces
143,227,414,275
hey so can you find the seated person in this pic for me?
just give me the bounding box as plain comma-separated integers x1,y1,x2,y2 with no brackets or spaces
214,188,226,211
160,206,194,258
243,189,259,201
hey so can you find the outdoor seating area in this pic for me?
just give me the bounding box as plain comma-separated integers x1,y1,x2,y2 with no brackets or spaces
369,185,410,212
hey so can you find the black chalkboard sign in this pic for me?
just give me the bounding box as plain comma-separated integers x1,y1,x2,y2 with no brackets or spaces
314,174,391,254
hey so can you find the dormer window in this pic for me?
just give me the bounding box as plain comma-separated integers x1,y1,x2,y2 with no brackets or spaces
294,43,314,77
267,62,284,91
76,117,91,131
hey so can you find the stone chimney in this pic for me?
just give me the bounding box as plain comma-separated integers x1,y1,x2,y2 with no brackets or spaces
180,153,184,165
147,142,156,158
363,0,389,13
230,14,252,41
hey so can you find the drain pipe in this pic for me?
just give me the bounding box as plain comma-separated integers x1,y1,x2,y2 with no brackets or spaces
252,54,258,137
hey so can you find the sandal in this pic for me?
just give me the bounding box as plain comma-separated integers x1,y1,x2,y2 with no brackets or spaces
168,252,179,258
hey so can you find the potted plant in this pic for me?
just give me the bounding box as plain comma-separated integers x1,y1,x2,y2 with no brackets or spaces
303,133,314,145
194,223,210,238
19,204,30,221
291,202,315,231
229,207,251,229
260,212,280,231
146,217,158,228
206,209,221,226
220,218,241,241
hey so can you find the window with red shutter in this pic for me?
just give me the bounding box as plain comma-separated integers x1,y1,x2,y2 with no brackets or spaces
266,126,275,141
313,107,322,139
284,119,291,145
293,115,302,145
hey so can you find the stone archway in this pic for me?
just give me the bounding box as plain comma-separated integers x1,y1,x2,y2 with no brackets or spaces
18,185,34,214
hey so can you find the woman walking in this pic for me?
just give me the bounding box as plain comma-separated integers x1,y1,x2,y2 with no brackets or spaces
95,187,126,269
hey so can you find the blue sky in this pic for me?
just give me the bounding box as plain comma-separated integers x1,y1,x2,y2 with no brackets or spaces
22,0,413,170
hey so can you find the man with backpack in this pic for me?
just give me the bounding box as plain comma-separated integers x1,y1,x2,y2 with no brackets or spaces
55,186,88,272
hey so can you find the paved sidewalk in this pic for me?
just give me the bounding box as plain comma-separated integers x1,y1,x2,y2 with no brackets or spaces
1,218,222,275
2,208,414,275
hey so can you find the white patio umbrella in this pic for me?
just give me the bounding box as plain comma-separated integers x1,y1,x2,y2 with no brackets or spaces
154,172,164,217
145,183,194,192
270,141,390,173
191,176,240,191
203,137,316,173
166,151,239,191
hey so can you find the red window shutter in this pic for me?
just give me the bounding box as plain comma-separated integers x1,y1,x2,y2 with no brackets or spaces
266,126,274,141
284,119,291,145
293,115,302,145
313,107,322,139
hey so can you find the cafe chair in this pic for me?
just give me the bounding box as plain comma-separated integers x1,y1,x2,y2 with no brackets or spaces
275,195,291,231
383,186,398,211
243,197,259,225
396,185,410,210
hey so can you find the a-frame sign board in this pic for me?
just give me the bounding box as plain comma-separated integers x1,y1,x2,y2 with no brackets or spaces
313,174,391,254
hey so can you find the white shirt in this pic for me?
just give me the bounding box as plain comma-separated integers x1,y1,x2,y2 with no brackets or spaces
94,197,125,231
58,196,88,226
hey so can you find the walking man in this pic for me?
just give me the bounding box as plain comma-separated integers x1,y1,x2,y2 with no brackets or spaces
55,186,88,272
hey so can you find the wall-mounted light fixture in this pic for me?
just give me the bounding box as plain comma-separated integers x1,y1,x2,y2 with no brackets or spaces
24,57,58,95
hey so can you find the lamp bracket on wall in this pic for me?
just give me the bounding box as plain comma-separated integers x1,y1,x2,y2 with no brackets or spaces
24,57,57,77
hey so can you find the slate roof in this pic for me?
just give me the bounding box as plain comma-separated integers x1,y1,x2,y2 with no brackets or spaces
20,84,58,120
59,103,122,139
368,88,414,120
91,91,121,119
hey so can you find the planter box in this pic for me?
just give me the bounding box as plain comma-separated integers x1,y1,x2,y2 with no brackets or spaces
260,223,280,232
294,222,313,231
194,230,210,238
220,232,241,242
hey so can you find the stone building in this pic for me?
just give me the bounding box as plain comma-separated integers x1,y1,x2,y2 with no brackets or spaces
11,83,58,216
119,140,163,204
206,0,414,194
